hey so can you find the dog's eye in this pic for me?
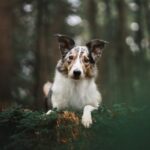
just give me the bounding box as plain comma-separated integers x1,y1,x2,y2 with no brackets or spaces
84,57,89,63
68,55,74,60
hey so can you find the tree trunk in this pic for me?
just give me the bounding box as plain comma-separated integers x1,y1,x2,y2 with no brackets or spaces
115,0,128,78
143,0,150,48
100,0,117,105
134,0,143,51
86,0,98,38
114,0,134,103
133,0,146,79
0,1,14,103
34,0,50,109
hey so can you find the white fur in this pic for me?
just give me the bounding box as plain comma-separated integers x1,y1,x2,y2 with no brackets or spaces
82,105,97,128
47,70,102,128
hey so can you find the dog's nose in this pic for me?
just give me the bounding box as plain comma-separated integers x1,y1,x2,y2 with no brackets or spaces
73,70,81,77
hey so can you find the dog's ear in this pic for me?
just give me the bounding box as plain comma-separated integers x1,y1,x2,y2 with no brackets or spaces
86,39,108,62
54,34,75,57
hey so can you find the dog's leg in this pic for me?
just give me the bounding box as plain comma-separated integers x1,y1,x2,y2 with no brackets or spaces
43,81,53,111
81,105,97,128
46,98,60,115
45,91,54,115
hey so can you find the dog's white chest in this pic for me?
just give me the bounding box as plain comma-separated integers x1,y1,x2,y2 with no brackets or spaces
51,71,101,110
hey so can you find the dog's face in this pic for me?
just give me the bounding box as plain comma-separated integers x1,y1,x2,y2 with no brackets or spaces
60,46,94,80
55,34,108,80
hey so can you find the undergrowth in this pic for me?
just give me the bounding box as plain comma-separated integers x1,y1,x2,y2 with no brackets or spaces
0,104,149,150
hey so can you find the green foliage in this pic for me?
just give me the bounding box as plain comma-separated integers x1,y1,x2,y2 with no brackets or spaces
0,106,57,150
0,104,150,150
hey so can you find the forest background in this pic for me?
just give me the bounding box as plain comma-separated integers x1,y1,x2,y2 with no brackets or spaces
0,0,150,150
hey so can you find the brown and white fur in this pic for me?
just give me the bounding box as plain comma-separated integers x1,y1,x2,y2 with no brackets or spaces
44,34,108,128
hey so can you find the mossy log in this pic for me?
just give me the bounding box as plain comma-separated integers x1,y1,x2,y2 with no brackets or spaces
0,104,149,150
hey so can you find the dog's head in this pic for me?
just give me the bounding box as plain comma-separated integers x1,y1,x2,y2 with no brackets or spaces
55,34,108,80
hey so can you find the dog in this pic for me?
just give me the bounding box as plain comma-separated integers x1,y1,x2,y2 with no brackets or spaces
44,34,108,128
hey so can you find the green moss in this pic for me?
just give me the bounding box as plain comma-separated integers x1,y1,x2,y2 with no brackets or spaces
0,104,150,150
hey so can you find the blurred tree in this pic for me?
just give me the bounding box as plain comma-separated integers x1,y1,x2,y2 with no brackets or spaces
12,1,37,107
0,0,15,109
135,0,143,46
115,0,128,77
143,0,150,44
34,0,51,109
86,0,98,38
100,0,117,104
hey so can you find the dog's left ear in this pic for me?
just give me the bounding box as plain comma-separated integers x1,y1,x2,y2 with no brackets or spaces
54,34,75,57
86,39,108,62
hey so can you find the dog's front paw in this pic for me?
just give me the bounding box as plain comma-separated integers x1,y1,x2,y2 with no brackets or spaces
81,114,92,128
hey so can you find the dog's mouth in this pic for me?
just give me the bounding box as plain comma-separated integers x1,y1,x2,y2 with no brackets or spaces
72,76,80,80
70,74,82,80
